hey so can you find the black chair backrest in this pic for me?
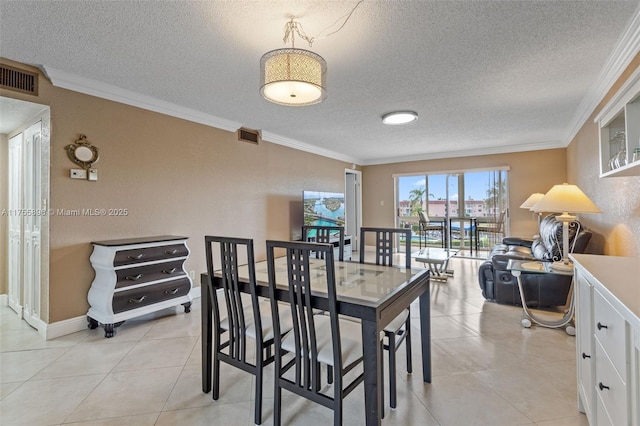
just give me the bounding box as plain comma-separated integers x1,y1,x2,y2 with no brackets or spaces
204,236,259,363
359,227,411,269
301,225,345,261
266,240,340,388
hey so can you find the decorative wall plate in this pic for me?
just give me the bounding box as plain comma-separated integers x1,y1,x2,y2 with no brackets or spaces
65,134,99,169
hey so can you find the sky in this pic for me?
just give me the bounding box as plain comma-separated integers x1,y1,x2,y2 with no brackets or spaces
398,171,500,202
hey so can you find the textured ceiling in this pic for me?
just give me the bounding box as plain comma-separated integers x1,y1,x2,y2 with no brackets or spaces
1,1,639,164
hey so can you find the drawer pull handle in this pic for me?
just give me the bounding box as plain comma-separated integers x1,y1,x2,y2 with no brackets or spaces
164,249,178,255
164,288,180,295
125,274,144,281
128,296,147,304
128,253,145,260
162,268,177,274
598,382,610,391
597,322,608,330
581,352,591,359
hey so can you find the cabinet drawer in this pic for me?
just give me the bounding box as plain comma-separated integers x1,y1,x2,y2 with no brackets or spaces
112,278,191,313
114,244,188,266
595,339,628,426
593,287,626,375
115,260,186,289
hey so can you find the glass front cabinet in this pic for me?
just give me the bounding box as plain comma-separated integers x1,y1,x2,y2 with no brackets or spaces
595,67,640,178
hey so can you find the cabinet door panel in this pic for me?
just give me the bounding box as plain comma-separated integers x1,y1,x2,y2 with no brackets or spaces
595,339,628,426
576,272,594,417
594,288,627,375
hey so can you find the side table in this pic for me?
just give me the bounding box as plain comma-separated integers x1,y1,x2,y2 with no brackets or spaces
412,248,458,281
507,259,575,335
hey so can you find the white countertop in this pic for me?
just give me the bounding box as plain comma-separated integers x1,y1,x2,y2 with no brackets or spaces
570,254,640,320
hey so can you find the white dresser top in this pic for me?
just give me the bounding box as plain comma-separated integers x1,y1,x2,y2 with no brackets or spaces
570,254,640,319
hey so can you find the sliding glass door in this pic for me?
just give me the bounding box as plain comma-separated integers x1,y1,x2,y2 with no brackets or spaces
395,168,509,256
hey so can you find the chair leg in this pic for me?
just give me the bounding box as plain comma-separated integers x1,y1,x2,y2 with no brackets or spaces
405,317,412,374
334,388,343,426
212,351,220,400
255,347,264,425
381,338,386,419
388,332,397,410
327,365,333,384
274,379,282,426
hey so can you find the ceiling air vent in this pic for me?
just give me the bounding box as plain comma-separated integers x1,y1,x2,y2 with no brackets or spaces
0,64,39,96
237,127,260,145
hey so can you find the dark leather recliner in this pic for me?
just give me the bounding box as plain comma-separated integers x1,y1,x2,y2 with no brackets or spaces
478,214,592,307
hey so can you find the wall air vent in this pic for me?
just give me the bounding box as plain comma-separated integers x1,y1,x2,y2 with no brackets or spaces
0,64,38,96
237,127,260,145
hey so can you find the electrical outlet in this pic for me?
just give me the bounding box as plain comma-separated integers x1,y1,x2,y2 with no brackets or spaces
70,169,87,179
88,168,98,181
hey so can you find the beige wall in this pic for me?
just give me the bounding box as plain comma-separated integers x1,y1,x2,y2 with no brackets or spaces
0,134,7,294
1,59,351,323
361,149,567,240
567,53,640,257
4,52,639,325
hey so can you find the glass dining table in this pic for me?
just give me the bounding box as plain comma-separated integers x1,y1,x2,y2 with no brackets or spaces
201,257,432,426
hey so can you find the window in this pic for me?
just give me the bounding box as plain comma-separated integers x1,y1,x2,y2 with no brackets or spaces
395,168,509,255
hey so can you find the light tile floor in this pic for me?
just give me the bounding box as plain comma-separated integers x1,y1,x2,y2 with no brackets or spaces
0,256,588,426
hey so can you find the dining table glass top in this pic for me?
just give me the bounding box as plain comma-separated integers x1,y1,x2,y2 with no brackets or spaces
217,257,416,305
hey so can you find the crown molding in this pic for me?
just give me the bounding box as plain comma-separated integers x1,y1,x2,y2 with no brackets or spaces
44,67,242,132
260,131,361,165
564,5,640,146
44,67,361,164
361,139,565,166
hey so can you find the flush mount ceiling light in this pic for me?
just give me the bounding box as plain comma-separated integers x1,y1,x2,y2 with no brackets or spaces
381,111,419,125
260,19,327,106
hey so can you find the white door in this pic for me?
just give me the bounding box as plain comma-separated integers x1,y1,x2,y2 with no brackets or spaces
345,170,361,251
8,134,22,316
22,121,43,328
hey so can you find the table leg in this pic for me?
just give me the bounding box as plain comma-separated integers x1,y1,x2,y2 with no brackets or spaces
201,277,212,393
513,270,575,333
419,282,432,383
361,318,382,426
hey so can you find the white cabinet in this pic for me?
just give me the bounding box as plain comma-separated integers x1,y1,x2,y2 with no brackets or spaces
571,254,640,425
87,235,193,337
594,67,640,177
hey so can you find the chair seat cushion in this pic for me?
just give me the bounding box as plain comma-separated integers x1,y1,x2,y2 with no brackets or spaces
281,314,363,368
221,300,293,341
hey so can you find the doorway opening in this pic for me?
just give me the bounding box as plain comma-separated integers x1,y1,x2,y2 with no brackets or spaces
2,97,50,335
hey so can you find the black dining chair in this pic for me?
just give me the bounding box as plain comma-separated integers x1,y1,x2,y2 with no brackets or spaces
302,225,345,261
204,236,293,425
359,227,412,416
266,240,364,426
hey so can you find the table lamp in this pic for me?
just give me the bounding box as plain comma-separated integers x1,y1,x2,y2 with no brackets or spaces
520,192,545,227
531,183,601,271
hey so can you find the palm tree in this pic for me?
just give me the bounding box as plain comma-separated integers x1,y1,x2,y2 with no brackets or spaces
409,187,426,216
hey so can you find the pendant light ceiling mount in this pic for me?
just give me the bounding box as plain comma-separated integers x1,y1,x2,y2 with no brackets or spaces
259,1,364,107
260,19,326,107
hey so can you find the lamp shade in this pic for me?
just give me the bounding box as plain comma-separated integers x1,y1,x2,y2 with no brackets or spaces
260,48,327,106
531,183,601,214
519,193,544,210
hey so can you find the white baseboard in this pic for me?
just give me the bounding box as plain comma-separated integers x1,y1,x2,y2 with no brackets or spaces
44,287,202,340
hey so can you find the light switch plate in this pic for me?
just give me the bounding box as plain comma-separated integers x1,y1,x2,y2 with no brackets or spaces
88,169,98,181
70,169,87,179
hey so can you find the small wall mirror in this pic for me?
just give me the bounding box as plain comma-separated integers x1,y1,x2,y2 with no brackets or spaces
65,134,99,169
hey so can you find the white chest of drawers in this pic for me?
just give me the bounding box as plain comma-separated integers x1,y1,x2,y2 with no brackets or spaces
87,235,193,337
571,254,640,425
